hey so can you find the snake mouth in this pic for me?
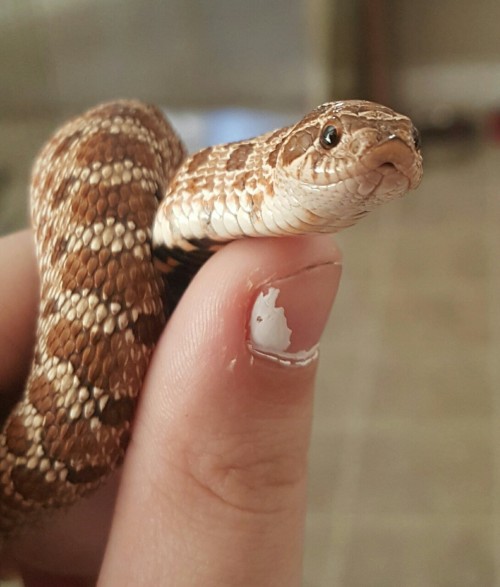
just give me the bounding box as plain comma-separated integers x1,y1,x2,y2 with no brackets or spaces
344,138,422,205
362,137,420,188
379,162,397,172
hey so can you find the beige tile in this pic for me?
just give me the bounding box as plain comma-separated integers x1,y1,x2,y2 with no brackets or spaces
371,349,491,420
303,513,336,587
390,223,490,284
305,146,499,586
339,519,494,587
354,424,493,516
308,430,346,513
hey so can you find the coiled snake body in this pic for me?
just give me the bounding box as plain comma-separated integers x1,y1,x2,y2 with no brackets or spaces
0,100,422,540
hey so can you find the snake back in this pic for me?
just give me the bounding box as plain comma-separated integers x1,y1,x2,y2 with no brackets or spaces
0,101,185,537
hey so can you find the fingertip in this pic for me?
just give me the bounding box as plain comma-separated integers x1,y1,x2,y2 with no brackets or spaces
145,234,342,415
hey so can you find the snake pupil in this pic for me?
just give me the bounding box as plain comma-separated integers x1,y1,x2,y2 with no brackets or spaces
320,125,341,149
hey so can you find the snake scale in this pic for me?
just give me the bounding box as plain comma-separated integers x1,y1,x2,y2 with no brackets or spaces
0,99,422,541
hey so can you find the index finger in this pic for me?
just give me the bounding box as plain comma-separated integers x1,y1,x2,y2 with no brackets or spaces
0,230,39,399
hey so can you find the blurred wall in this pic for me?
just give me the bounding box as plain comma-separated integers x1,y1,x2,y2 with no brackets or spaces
0,0,307,116
393,0,500,112
0,0,498,117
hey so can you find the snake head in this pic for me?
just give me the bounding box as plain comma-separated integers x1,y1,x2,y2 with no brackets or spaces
273,100,423,231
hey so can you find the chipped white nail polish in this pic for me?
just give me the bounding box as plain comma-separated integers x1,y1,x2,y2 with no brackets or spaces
249,287,319,366
250,288,291,352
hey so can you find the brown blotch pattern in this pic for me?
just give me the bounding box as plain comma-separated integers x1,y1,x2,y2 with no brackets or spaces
226,143,254,172
267,144,280,168
4,416,31,456
41,298,58,319
50,174,78,210
268,127,287,142
132,312,165,347
234,171,255,193
71,178,158,228
60,242,163,313
76,131,156,169
73,327,151,391
11,465,63,503
66,464,107,485
52,129,83,159
128,104,178,147
281,124,319,166
46,317,80,363
109,332,152,393
50,236,68,265
100,396,136,427
41,408,125,471
187,147,212,174
29,373,58,416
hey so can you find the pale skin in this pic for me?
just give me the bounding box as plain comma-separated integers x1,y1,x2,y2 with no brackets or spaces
0,229,341,587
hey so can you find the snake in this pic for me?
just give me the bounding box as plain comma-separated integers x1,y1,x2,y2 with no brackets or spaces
0,99,423,542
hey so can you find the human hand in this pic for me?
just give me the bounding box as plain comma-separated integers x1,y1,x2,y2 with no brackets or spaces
0,230,341,587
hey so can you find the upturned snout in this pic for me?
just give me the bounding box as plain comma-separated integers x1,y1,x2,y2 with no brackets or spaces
362,135,422,189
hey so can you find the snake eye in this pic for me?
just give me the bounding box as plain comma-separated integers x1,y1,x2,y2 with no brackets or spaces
412,126,422,151
320,124,341,149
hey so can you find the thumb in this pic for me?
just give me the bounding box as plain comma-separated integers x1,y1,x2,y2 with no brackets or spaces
99,235,342,587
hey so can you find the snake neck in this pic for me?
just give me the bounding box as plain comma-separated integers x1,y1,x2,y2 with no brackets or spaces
152,126,291,253
151,129,293,311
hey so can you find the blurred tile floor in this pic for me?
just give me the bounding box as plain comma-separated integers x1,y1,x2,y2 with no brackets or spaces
0,113,499,586
306,141,499,586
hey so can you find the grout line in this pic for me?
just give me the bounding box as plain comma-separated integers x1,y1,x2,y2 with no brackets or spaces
325,202,401,585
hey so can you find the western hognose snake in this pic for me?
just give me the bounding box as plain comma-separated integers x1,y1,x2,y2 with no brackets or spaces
0,99,423,541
